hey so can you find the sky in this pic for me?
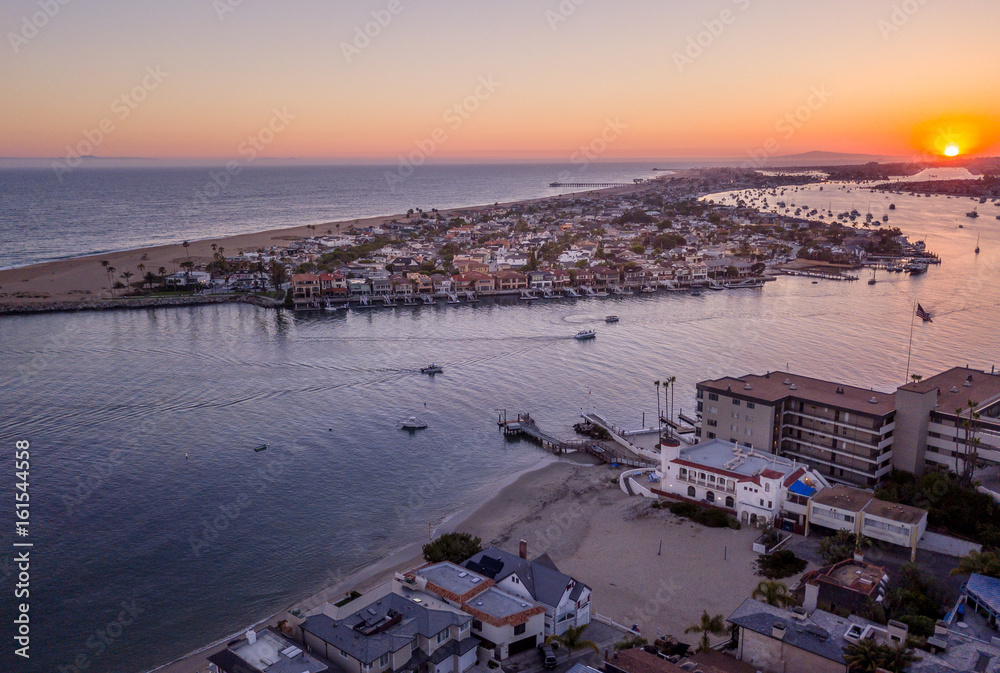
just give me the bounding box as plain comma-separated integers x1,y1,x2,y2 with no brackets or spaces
2,0,999,162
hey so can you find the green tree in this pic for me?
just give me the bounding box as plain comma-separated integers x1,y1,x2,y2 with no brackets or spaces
951,550,1000,578
751,580,791,607
684,611,728,652
819,530,871,565
421,532,483,565
843,639,886,673
545,625,599,657
613,635,647,651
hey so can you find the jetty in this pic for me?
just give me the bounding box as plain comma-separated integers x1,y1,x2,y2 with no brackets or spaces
497,412,655,468
548,182,634,188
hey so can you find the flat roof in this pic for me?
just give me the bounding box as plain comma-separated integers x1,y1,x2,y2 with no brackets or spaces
674,439,800,480
901,367,1000,415
810,484,873,512
699,372,895,416
861,498,927,526
414,562,490,600
803,560,888,597
224,628,331,673
464,586,544,621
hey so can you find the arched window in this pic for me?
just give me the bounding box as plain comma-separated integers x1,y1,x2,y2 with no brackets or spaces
750,514,758,525
765,483,770,492
706,491,715,503
725,496,735,508
687,486,696,498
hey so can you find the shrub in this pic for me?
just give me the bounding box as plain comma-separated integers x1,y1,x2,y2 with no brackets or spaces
755,550,807,580
422,532,483,564
667,501,740,529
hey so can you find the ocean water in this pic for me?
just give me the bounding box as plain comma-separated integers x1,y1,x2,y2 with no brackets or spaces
1,174,999,673
0,162,670,270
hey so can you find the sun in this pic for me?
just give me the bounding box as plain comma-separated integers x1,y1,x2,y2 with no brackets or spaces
944,143,961,157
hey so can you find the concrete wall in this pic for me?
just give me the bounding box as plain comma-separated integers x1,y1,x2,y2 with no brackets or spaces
893,386,936,476
699,391,776,451
737,627,846,673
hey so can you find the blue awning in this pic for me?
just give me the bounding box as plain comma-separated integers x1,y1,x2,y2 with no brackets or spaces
789,481,816,497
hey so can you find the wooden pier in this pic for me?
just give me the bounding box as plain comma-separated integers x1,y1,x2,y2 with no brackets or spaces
497,413,655,468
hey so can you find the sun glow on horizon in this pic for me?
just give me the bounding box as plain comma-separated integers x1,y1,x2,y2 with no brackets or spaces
944,143,961,157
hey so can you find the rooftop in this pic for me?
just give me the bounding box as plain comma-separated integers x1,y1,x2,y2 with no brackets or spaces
674,438,803,481
901,366,1000,416
412,562,492,602
810,484,874,513
699,371,895,416
464,547,588,609
210,628,333,673
462,586,545,624
800,559,889,598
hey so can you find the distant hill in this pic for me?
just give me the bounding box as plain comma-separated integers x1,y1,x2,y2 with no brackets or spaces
766,151,903,166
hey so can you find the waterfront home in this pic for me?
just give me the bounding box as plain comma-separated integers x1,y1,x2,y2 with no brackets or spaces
653,438,831,531
302,581,478,673
407,273,435,294
527,270,553,290
574,269,595,286
463,542,592,637
494,270,528,291
166,270,213,288
209,626,335,673
319,272,349,297
465,271,494,293
805,484,927,561
346,278,371,296
621,265,645,288
591,265,620,288
407,562,547,660
292,273,322,307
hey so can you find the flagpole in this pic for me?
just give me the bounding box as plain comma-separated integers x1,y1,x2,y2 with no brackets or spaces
905,300,917,383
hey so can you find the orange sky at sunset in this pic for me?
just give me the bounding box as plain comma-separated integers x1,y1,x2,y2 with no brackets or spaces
2,0,998,162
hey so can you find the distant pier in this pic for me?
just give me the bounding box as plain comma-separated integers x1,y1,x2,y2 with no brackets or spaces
497,412,655,468
548,182,635,188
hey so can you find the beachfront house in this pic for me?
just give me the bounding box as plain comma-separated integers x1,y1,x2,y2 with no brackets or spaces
292,273,322,308
208,626,335,673
651,438,832,532
463,543,592,637
407,562,547,660
301,581,478,673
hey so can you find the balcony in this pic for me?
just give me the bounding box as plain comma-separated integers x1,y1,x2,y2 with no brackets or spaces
677,472,735,493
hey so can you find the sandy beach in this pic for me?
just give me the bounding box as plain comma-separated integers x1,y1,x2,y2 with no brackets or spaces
150,452,807,673
0,180,666,309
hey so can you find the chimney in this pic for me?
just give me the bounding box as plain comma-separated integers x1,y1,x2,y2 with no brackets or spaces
772,623,786,640
246,629,257,645
803,582,819,613
519,540,528,559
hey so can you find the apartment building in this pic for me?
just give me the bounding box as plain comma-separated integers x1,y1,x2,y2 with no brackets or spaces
697,373,896,488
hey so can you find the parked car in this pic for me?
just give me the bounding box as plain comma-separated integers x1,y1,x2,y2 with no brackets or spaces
538,644,558,669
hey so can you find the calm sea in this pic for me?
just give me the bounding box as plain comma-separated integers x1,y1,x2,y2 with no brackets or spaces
0,170,999,673
0,162,670,270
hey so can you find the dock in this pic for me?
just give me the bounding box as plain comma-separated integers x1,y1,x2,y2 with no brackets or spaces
498,413,655,468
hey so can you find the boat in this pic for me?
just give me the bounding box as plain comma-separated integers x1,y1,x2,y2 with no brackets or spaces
976,235,981,255
690,289,703,296
605,316,619,323
253,444,267,452
905,261,928,275
398,416,428,430
420,363,444,375
967,210,979,218
868,269,876,285
574,330,597,340
324,301,346,312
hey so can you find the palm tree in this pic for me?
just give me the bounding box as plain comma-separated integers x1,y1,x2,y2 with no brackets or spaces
951,550,1000,578
106,266,117,298
654,380,662,433
100,260,114,297
843,639,884,673
182,240,191,260
120,270,133,292
684,611,728,652
910,373,922,383
880,643,921,673
143,271,158,292
751,580,790,607
665,375,677,437
545,625,599,659
614,635,647,651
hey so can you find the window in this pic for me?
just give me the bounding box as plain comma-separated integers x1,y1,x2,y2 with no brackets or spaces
436,629,449,644
764,483,770,492
379,654,390,668
725,496,734,508
709,406,719,414
707,432,716,439
514,623,526,636
745,429,753,436
687,486,696,497
472,619,483,631
732,411,740,420
707,419,718,427
706,491,715,503
709,393,719,401
747,402,756,410
731,425,738,432
732,398,741,406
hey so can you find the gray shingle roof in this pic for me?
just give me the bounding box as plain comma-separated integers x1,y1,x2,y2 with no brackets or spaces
464,547,588,610
302,593,469,665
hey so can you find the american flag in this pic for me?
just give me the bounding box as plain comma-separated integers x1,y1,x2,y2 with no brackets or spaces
916,303,933,322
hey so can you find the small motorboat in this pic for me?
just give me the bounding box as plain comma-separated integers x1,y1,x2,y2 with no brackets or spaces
605,316,619,323
420,363,444,375
574,330,596,340
253,444,268,453
398,416,428,430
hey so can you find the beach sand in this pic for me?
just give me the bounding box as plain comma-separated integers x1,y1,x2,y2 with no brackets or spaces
151,453,807,673
0,177,682,308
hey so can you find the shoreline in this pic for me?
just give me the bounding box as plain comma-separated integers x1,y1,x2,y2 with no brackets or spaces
0,178,668,312
144,452,589,673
